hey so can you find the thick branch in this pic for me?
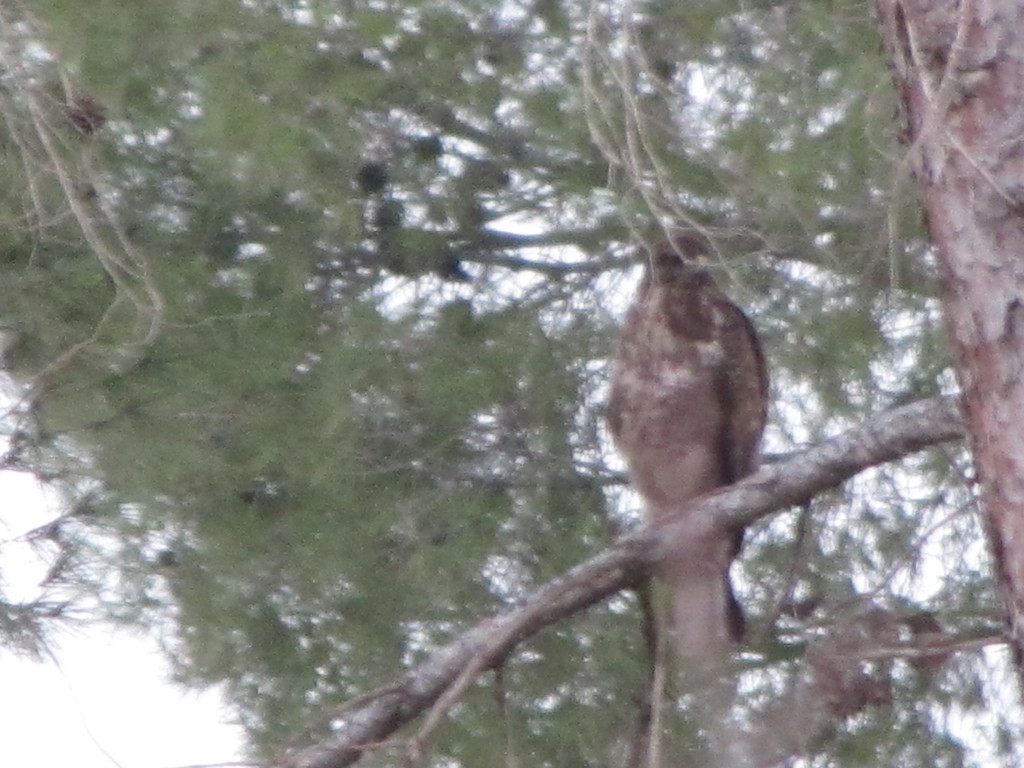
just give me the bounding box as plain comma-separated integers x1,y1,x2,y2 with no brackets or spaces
282,395,963,768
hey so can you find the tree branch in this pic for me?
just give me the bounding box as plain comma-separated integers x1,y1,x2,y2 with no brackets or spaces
281,395,963,768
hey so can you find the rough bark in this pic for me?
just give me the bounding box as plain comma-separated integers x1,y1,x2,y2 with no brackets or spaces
873,0,1024,673
281,396,962,768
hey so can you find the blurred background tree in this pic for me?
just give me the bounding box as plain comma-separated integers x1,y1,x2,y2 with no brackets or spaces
0,1,1015,765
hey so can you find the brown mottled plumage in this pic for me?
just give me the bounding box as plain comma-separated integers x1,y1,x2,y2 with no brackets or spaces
607,235,768,656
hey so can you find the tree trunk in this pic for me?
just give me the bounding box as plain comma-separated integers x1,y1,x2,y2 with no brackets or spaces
874,0,1024,675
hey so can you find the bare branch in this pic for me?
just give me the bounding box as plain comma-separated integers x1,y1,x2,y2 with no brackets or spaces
281,395,963,768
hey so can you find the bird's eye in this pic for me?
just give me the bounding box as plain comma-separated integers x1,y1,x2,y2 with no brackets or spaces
654,251,682,268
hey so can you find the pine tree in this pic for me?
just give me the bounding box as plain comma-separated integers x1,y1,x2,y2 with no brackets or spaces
0,1,1016,766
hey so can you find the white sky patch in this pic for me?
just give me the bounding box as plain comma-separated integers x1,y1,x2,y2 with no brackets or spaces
0,626,244,768
0,428,244,768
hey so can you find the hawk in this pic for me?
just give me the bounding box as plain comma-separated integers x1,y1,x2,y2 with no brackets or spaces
607,235,768,656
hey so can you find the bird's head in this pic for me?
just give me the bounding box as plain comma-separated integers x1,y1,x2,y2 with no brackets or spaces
648,234,714,287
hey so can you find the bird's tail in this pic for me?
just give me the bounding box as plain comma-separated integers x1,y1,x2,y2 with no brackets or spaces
660,559,744,657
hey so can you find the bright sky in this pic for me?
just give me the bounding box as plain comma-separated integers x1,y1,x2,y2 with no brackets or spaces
0,467,245,768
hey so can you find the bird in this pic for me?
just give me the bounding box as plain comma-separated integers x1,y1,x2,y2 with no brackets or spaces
607,234,768,656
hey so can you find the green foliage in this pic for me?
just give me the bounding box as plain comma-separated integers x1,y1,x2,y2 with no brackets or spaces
0,1,1014,766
